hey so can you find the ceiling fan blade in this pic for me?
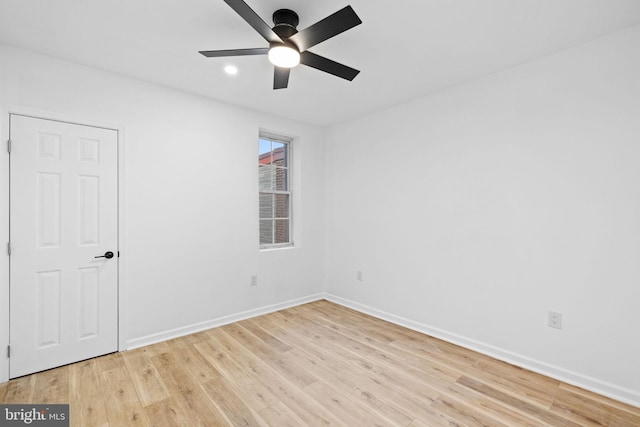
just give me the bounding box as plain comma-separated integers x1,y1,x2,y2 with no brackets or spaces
289,6,362,52
223,0,282,44
274,67,290,89
199,48,269,57
300,51,360,81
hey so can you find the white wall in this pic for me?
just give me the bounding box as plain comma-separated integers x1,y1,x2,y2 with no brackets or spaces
0,44,325,381
324,25,640,406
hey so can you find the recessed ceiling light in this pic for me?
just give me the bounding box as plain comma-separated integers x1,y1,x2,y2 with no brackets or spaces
224,65,238,75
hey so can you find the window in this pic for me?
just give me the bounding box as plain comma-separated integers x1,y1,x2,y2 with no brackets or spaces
259,134,291,247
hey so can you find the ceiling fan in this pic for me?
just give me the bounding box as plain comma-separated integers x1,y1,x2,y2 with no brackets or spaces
199,0,362,89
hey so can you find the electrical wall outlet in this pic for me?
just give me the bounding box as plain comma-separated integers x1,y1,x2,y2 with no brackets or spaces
548,311,562,329
356,270,363,282
250,275,258,287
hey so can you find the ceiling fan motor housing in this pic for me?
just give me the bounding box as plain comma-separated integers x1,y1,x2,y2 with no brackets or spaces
272,9,299,39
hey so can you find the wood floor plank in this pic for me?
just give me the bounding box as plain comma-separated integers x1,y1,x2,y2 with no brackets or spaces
200,376,265,427
98,353,151,427
267,313,445,425
333,365,454,426
143,396,194,427
457,375,582,426
467,358,562,409
32,365,69,404
202,322,349,426
258,401,308,427
134,341,171,358
0,374,36,403
258,316,351,371
363,348,554,426
431,394,512,427
236,318,293,353
303,380,397,427
122,347,170,405
350,350,443,401
550,387,640,427
407,419,440,427
303,302,400,345
150,351,229,426
69,358,109,427
194,334,280,411
168,343,221,384
1,300,638,427
249,319,349,370
218,325,320,389
391,335,481,372
268,313,376,364
559,382,640,419
287,347,415,426
191,333,243,377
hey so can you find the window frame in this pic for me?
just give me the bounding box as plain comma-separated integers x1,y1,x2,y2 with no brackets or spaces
258,133,293,249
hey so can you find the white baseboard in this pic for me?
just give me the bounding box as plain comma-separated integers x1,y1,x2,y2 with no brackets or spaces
126,293,324,350
324,293,640,409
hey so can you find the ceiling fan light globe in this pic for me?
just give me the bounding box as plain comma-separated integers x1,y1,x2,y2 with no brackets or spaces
268,45,300,68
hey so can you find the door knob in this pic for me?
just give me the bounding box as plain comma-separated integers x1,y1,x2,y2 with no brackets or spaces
95,251,114,259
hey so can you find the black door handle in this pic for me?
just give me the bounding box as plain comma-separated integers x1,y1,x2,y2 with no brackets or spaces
95,251,114,259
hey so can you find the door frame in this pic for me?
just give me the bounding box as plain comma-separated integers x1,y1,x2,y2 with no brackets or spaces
0,105,127,383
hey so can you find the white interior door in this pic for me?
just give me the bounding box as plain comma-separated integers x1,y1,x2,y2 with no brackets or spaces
9,114,118,378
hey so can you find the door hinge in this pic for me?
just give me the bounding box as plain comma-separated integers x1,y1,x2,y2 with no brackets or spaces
7,139,11,153
6,242,10,256
6,345,9,358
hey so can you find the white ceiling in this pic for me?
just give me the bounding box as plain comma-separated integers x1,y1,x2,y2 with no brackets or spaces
1,0,640,126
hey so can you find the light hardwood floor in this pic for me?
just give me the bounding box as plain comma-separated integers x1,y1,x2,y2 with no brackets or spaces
1,300,639,426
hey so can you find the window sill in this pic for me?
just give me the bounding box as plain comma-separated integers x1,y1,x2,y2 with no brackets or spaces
260,244,295,252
